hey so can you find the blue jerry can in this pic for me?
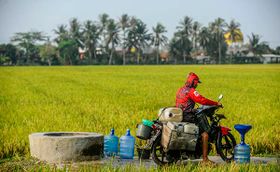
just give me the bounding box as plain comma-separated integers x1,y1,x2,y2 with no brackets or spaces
104,128,119,157
120,129,135,159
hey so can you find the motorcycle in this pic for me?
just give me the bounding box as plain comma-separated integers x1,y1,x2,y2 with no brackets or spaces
136,94,236,166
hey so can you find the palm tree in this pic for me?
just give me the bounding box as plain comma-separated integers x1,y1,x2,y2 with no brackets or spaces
177,16,193,36
68,18,82,64
210,18,226,64
82,20,100,64
118,14,130,65
129,16,138,28
248,33,260,55
248,33,268,56
53,24,69,44
105,19,120,65
225,20,243,63
69,18,81,40
176,16,193,63
98,13,109,47
126,18,151,64
226,20,243,44
53,25,72,64
174,31,192,63
169,37,181,64
191,21,201,51
151,23,168,64
198,27,210,51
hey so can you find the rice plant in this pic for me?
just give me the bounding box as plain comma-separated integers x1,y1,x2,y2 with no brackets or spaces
0,65,279,160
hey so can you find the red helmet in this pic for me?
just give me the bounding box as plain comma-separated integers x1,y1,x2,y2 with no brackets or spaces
186,72,201,86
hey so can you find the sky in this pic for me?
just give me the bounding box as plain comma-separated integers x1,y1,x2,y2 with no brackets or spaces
0,0,280,48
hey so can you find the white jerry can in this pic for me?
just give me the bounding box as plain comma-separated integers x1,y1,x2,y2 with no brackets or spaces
161,122,199,151
184,123,199,135
158,107,183,122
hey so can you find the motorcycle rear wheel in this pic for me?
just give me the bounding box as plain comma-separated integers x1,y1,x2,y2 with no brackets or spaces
151,136,175,166
216,132,236,162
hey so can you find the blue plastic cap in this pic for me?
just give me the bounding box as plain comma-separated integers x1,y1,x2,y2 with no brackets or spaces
110,128,115,135
234,124,252,135
126,129,131,136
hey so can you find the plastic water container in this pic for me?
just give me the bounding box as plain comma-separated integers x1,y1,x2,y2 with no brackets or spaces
234,143,251,163
234,124,252,163
120,129,135,159
104,129,119,156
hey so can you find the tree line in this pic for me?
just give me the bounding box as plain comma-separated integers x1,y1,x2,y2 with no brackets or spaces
1,13,279,66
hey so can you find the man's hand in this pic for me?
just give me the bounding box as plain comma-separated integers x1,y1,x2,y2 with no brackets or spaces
217,102,223,108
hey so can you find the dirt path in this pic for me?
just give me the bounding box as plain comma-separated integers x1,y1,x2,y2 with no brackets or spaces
57,156,279,169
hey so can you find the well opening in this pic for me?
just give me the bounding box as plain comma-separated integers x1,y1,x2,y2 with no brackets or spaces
44,132,90,137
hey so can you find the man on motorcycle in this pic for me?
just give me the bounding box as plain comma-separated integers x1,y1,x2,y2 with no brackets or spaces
175,72,222,164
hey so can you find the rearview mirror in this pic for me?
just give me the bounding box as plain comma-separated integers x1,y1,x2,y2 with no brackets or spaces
218,94,223,102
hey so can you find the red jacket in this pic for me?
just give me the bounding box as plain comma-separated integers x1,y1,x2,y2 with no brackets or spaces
176,85,218,113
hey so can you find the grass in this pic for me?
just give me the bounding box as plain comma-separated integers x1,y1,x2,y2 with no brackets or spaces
0,64,279,171
0,157,279,172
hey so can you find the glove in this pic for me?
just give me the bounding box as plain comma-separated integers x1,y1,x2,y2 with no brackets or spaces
217,102,223,108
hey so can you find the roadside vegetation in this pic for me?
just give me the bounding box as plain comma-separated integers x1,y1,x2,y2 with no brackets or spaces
1,14,279,66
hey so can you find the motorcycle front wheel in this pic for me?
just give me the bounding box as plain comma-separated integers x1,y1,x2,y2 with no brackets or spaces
151,136,175,166
216,132,236,162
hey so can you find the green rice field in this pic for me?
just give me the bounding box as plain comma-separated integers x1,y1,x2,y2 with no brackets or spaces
0,65,279,171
